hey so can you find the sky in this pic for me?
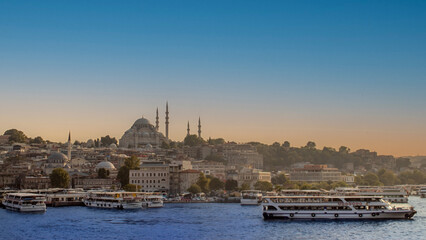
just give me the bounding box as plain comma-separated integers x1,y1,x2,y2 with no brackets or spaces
1,0,425,156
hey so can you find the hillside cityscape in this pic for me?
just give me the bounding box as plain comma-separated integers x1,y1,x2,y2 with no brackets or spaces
1,108,425,194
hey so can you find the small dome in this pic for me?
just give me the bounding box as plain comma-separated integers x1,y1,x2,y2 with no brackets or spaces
47,152,68,164
109,143,118,149
96,161,116,170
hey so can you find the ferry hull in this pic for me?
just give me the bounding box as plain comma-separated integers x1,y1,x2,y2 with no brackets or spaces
240,199,261,206
263,210,416,220
2,202,46,212
84,201,142,210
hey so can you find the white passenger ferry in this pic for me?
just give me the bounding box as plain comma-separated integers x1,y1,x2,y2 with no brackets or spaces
2,193,47,212
84,192,142,209
143,195,164,208
420,187,426,198
262,195,416,220
241,190,262,205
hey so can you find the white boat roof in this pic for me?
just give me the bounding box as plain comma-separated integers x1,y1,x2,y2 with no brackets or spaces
7,193,45,197
264,195,383,199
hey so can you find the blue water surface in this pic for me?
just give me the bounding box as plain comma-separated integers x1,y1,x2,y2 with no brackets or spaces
0,197,424,240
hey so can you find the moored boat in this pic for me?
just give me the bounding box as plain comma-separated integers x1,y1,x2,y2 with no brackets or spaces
84,192,142,209
262,195,416,220
2,193,47,212
420,187,426,198
241,190,262,206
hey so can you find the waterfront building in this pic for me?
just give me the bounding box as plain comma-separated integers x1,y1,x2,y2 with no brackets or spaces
178,169,200,194
238,167,271,188
289,164,343,182
19,176,51,189
191,160,226,180
129,161,170,193
72,177,118,190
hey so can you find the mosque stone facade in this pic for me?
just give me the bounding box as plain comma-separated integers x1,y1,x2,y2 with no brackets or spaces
119,117,167,149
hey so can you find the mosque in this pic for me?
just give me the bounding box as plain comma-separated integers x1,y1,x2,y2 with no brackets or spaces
119,102,202,149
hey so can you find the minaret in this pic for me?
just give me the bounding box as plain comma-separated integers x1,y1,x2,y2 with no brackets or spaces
198,117,201,138
187,121,190,136
165,101,169,139
155,107,159,131
67,131,71,162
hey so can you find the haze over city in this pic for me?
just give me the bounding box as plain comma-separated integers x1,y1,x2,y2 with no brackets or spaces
1,1,426,156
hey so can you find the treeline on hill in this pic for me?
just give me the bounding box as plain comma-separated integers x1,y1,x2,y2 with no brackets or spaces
250,141,413,172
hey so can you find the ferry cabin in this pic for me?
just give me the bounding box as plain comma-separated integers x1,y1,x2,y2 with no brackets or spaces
241,190,262,205
262,195,416,220
2,193,47,212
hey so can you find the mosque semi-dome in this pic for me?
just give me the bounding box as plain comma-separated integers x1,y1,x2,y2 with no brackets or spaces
96,161,116,170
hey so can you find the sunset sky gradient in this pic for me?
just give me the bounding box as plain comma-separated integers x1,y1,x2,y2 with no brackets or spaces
1,1,425,156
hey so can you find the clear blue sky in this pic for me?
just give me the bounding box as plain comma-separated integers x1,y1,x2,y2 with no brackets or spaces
1,0,425,156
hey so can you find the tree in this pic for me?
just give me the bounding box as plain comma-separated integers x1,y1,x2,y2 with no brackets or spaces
282,141,290,149
339,146,350,154
271,174,288,185
240,183,250,191
50,168,70,188
209,178,225,191
124,155,140,170
161,141,170,149
208,138,225,145
184,134,204,146
306,141,316,149
205,154,225,162
4,129,27,143
378,169,399,186
396,158,411,170
117,156,140,187
98,168,109,179
225,179,238,191
73,140,81,146
30,136,45,144
117,166,129,186
196,173,210,193
362,172,382,186
188,184,201,194
100,135,118,147
254,181,273,191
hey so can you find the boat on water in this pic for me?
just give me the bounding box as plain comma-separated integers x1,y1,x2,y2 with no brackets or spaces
262,195,416,220
142,195,164,208
84,192,142,209
2,193,47,212
420,187,426,198
240,190,262,205
46,190,86,207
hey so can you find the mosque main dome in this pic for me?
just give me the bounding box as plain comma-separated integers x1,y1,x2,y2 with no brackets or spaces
119,116,167,149
47,152,69,164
